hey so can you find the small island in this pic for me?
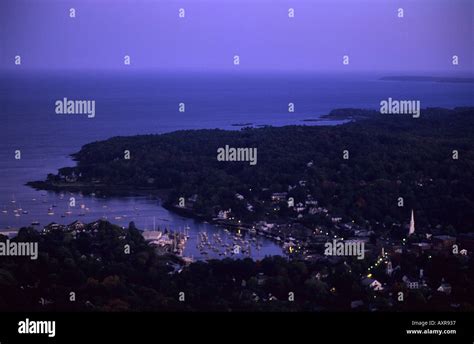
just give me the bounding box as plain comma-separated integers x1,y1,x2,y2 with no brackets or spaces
231,122,254,127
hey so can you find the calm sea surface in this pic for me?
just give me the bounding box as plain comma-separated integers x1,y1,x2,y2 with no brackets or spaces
1,71,473,259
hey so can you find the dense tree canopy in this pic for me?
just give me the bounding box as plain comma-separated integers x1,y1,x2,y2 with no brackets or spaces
31,107,474,233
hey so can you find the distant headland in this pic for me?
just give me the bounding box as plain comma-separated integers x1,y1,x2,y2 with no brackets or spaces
380,76,474,83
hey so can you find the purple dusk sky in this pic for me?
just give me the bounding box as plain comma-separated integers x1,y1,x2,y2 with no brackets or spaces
0,0,472,73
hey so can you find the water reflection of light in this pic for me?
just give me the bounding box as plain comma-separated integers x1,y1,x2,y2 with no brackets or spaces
1,192,283,261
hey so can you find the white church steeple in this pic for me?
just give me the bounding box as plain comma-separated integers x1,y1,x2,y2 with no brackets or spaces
408,209,415,236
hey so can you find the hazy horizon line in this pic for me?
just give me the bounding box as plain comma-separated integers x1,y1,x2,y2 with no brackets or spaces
1,67,473,76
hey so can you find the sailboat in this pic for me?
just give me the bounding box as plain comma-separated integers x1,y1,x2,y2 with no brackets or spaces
17,203,28,214
184,225,190,239
79,204,86,216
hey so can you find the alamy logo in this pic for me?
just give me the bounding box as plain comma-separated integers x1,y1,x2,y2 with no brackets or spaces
55,97,96,118
18,318,55,338
217,145,257,165
380,97,420,118
324,239,365,260
0,239,38,260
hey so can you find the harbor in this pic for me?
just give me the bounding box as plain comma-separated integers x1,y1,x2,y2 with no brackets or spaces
0,191,284,261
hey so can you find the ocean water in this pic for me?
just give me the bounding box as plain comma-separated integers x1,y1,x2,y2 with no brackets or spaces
0,71,473,259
